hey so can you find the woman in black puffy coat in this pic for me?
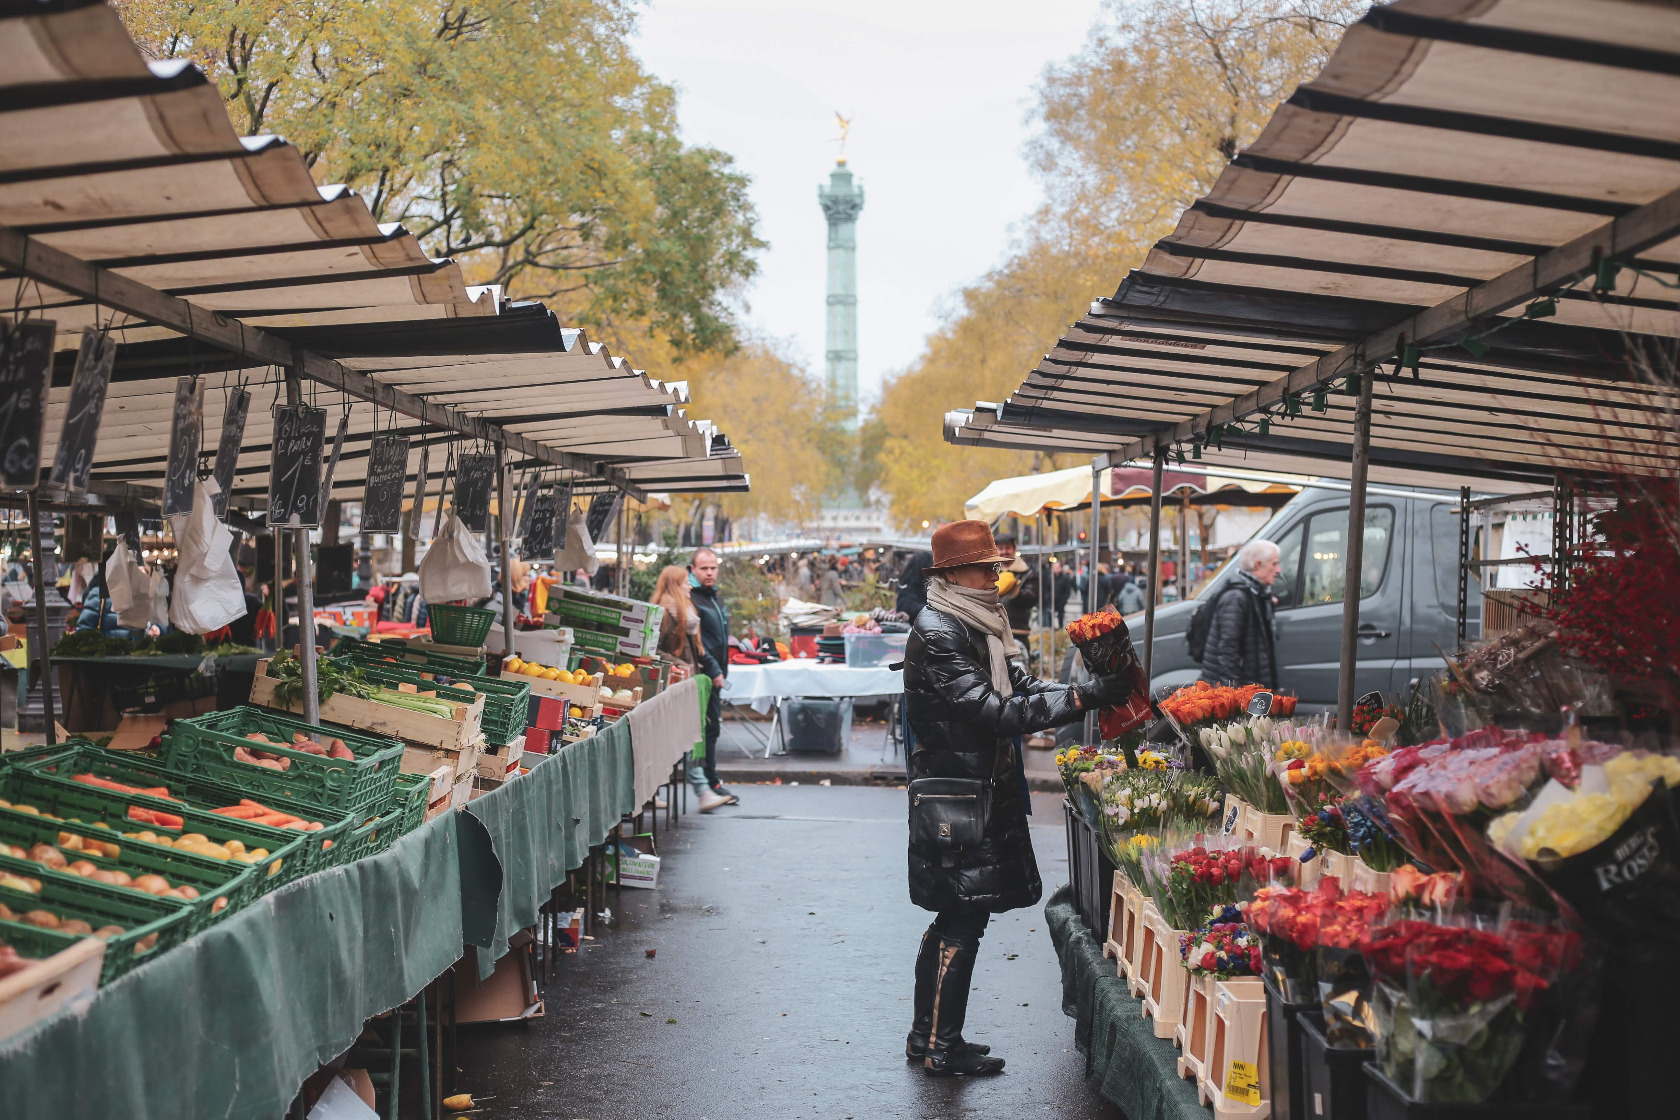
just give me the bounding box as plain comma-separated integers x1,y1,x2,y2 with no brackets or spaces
901,521,1135,1077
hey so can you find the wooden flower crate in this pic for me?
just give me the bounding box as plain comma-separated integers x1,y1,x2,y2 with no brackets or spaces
1245,806,1295,851
1200,977,1272,1119
1178,972,1218,1079
1287,833,1321,890
1119,882,1147,983
249,659,484,750
1130,899,1161,1000
1140,909,1190,1039
1104,869,1127,969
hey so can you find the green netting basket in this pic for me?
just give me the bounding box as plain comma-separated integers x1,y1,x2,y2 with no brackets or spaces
0,854,191,984
160,707,404,817
427,604,498,647
0,807,258,934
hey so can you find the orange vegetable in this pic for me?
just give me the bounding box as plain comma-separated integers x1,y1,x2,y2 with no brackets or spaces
75,774,178,801
126,806,184,831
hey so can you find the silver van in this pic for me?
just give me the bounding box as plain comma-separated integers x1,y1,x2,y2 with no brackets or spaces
1124,484,1483,713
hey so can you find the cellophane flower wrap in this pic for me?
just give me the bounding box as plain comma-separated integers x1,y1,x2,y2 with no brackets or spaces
1313,731,1412,873
1096,763,1222,883
1199,716,1292,815
1179,902,1262,979
1158,680,1295,735
1364,916,1569,1104
1487,748,1680,945
1249,877,1386,1010
1055,743,1125,826
1147,837,1294,933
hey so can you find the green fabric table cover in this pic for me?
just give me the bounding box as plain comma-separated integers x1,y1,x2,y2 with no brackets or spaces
52,653,263,672
1047,886,1212,1120
0,811,464,1120
463,717,636,979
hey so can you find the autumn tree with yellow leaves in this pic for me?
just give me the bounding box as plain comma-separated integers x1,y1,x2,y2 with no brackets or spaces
872,0,1362,528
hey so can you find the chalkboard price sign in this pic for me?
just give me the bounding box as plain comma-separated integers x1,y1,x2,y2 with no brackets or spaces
317,410,349,512
362,433,411,533
49,328,117,493
521,485,558,560
267,404,326,527
586,490,621,543
210,386,250,518
0,319,56,490
406,443,430,541
162,377,203,517
454,452,495,533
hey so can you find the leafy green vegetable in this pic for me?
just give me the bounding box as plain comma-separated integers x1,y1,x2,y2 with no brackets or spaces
153,631,206,656
268,651,377,708
51,631,134,658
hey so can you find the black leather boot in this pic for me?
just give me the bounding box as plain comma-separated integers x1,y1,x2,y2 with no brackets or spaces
905,925,992,1061
922,937,1005,1076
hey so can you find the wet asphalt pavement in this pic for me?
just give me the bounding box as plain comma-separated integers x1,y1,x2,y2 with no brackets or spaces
455,785,1123,1120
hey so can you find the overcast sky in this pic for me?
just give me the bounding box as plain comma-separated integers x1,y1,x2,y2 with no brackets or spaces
633,0,1104,412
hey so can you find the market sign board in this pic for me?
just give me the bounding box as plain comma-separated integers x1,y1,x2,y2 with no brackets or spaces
0,319,56,490
162,377,203,517
267,404,326,527
361,433,410,533
49,328,117,493
453,452,495,533
209,386,250,519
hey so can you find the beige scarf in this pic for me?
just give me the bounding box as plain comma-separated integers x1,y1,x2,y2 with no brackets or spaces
926,576,1020,698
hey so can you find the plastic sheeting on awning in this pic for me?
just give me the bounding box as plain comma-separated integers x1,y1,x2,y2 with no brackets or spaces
964,461,1303,521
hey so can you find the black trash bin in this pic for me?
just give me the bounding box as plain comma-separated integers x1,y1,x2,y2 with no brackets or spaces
782,697,847,754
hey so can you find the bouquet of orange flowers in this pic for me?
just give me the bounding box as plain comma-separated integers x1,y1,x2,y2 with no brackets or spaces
1158,680,1296,728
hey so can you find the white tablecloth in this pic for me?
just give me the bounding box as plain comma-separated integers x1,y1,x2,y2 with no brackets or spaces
626,677,703,807
722,660,903,714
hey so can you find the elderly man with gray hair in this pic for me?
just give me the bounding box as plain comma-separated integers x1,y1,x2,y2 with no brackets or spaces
1198,539,1281,689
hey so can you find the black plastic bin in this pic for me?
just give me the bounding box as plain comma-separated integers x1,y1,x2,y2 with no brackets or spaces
1264,973,1322,1120
1062,800,1116,936
1362,1064,1590,1120
1299,1014,1372,1120
782,697,847,754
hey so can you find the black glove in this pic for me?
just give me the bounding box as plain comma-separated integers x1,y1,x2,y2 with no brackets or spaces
1077,671,1138,710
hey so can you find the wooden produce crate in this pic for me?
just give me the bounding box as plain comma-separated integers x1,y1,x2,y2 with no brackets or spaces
401,738,483,783
1104,869,1126,969
475,739,524,781
1140,908,1190,1040
1199,977,1271,1118
0,935,104,1044
1177,973,1217,1080
249,659,484,750
513,670,605,707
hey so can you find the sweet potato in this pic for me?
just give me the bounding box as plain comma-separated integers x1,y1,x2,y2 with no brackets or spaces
126,806,184,831
329,740,355,761
233,746,262,767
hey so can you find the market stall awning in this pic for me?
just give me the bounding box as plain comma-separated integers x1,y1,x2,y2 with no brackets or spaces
957,0,1680,485
0,0,748,500
964,461,1302,521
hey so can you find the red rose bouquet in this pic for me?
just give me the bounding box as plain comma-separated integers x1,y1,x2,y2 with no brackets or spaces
1152,842,1294,931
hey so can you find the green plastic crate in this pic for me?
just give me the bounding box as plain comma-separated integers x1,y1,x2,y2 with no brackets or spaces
329,814,384,866
0,808,257,934
0,915,83,962
160,707,404,817
427,604,497,646
545,597,632,629
391,771,431,839
335,640,529,743
0,854,190,983
340,637,485,677
8,747,333,886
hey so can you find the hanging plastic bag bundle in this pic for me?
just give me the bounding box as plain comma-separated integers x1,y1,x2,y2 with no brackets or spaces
167,478,248,634
419,511,493,603
556,515,597,577
104,539,153,629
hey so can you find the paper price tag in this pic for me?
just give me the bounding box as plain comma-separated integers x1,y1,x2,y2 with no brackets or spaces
1223,1059,1261,1106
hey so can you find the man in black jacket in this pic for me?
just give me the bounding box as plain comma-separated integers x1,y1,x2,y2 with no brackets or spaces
902,521,1137,1077
1198,539,1281,689
689,548,739,807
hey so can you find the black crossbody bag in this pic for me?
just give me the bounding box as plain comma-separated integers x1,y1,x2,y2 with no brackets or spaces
908,776,992,849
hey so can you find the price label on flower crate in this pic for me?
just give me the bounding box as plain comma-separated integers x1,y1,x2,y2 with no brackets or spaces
162,377,203,517
1222,1059,1260,1106
453,452,495,533
361,432,410,533
1246,690,1273,717
49,328,117,493
267,404,326,527
208,385,250,518
0,319,56,490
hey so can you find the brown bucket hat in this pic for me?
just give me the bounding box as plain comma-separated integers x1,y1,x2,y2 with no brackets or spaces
926,520,1007,571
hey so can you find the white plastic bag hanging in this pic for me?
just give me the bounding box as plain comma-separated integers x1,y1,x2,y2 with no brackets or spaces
556,516,598,577
149,569,171,632
418,512,492,603
167,478,247,634
105,540,153,629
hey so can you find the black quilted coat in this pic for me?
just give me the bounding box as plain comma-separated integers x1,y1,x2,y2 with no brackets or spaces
904,605,1092,913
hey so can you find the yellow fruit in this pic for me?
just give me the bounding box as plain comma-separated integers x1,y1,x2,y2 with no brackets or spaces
225,840,246,855
503,658,524,674
568,706,583,718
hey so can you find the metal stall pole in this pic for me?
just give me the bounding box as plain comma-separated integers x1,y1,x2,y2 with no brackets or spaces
272,528,284,655
1335,370,1377,731
1083,456,1105,743
1143,448,1166,689
26,493,55,743
498,446,515,660
1038,511,1052,675
1177,495,1190,601
1456,485,1471,648
285,370,320,726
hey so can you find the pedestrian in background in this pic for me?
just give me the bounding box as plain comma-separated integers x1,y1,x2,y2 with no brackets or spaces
902,520,1139,1076
689,548,740,807
1197,539,1280,689
1052,561,1075,626
819,556,845,607
895,551,934,621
